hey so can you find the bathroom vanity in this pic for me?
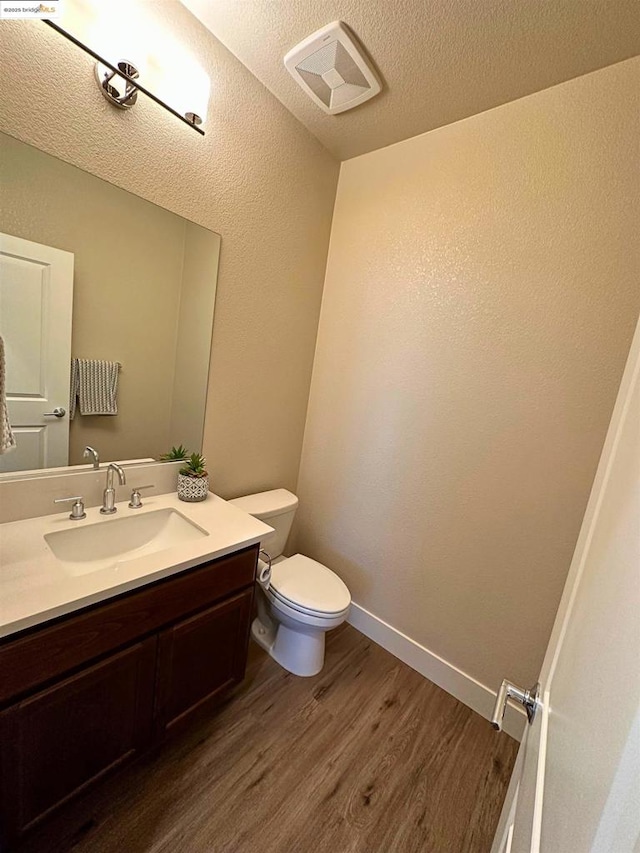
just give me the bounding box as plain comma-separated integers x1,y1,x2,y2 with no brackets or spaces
0,493,271,847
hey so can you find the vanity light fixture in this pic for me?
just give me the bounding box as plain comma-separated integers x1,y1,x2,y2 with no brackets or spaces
95,59,140,111
43,21,206,134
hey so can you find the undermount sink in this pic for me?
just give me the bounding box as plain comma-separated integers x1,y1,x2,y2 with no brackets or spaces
45,508,208,575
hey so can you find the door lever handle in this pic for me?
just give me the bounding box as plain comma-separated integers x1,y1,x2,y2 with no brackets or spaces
43,407,66,418
491,679,540,731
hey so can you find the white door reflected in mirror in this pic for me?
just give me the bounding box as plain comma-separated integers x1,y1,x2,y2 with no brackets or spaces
0,233,74,473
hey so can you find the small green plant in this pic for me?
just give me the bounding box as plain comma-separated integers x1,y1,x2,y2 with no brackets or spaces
159,444,189,462
180,452,208,479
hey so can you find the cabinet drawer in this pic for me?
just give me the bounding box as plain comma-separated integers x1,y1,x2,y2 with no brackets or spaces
155,587,253,736
0,545,258,706
0,637,156,842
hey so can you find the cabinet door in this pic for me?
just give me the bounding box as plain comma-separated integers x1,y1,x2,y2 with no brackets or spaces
155,587,253,735
0,637,156,843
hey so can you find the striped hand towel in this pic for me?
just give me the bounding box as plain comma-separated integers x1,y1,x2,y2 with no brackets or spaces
70,359,120,419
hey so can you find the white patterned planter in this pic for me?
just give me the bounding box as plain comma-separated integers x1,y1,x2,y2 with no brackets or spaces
177,473,209,502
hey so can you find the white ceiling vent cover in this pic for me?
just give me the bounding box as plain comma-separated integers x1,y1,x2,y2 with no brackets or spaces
284,21,381,115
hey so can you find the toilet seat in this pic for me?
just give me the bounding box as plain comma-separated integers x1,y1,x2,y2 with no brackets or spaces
269,587,350,621
269,554,351,617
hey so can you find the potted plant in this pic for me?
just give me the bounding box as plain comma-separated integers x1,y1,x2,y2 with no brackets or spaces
159,444,189,462
177,452,209,502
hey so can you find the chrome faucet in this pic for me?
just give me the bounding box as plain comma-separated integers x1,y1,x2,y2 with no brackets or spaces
83,445,100,469
100,463,126,514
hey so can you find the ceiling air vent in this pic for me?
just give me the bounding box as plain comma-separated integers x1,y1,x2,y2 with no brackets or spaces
284,21,381,115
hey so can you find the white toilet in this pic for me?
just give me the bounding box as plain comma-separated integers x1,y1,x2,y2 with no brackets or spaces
229,489,351,677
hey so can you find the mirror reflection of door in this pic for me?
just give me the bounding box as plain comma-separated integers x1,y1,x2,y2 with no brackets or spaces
0,233,74,473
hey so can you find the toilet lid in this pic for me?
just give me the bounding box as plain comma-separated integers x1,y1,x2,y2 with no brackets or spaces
270,554,351,616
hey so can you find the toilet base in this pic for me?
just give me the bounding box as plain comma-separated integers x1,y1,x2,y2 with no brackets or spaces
251,616,325,677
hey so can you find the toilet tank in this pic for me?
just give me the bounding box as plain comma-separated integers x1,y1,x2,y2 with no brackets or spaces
229,489,298,558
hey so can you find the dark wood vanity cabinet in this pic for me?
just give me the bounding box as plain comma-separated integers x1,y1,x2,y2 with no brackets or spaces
0,544,257,848
0,639,157,840
155,588,253,735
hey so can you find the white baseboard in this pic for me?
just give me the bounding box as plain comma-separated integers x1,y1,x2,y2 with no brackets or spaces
347,602,526,742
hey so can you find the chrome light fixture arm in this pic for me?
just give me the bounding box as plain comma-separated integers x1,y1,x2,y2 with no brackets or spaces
43,21,205,134
95,60,140,110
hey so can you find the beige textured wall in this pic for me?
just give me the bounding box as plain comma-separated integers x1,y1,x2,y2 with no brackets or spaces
0,2,338,496
295,58,640,690
0,132,185,464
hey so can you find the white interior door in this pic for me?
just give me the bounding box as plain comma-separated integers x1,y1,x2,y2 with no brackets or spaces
0,232,74,472
492,314,640,853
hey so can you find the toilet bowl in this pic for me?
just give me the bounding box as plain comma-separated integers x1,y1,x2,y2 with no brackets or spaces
254,553,350,676
229,491,351,676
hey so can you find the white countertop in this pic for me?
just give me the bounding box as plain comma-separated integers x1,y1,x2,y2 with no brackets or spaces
0,493,273,639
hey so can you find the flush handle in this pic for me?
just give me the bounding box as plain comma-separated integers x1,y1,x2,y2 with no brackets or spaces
491,679,540,732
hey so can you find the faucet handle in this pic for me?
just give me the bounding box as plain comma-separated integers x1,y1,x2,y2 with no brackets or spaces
54,495,86,520
128,485,154,509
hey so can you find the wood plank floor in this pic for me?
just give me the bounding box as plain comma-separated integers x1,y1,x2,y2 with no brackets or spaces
17,625,518,853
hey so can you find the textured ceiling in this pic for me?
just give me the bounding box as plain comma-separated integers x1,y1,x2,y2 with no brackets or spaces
180,0,640,161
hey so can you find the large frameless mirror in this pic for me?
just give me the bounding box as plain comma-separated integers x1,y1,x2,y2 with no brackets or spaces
0,131,220,477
